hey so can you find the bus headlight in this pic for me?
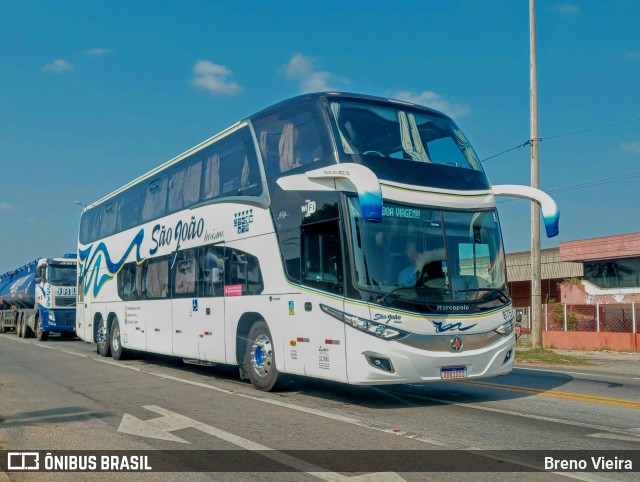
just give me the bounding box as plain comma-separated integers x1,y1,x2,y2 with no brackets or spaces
495,319,514,336
320,304,409,341
48,310,56,321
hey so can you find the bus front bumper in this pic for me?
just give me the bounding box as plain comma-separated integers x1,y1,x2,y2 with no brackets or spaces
346,330,515,385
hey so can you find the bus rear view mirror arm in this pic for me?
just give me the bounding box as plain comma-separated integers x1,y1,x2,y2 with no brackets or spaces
277,163,383,222
491,184,560,238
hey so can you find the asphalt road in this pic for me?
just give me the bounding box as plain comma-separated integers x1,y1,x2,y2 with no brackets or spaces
1,332,639,481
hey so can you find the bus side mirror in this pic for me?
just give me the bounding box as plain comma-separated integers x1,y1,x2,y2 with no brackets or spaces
491,184,559,238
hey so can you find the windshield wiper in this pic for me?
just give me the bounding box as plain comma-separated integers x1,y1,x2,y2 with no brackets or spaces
455,288,509,303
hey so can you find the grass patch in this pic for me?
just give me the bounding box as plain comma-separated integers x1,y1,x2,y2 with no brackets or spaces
515,348,592,365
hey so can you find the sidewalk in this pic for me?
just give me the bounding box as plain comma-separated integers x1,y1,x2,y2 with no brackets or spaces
517,348,640,377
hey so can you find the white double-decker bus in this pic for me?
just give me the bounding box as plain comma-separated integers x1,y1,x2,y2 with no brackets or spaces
76,92,559,391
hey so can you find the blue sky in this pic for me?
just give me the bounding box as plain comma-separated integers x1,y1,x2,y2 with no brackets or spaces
1,0,639,273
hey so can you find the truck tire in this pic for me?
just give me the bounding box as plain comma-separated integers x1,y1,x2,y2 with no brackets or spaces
244,320,286,392
96,318,111,357
36,324,49,342
28,314,39,340
109,318,129,361
0,316,5,334
17,318,24,338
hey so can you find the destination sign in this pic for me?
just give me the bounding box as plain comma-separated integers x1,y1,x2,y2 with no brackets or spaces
382,206,421,219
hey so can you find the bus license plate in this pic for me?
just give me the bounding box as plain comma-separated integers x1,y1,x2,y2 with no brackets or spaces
441,367,466,379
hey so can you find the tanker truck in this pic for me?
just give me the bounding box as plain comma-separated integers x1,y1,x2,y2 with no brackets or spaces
0,255,77,341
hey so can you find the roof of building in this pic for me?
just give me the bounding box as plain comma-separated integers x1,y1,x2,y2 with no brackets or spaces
560,232,640,262
506,247,583,282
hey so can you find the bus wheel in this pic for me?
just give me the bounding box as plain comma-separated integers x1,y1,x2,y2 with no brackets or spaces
97,318,111,357
109,318,129,361
245,321,284,391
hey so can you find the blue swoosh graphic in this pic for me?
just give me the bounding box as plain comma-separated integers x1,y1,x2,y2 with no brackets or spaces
79,229,146,297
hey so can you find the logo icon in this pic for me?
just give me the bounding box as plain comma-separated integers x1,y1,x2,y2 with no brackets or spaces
450,336,463,352
234,209,254,234
7,452,40,470
301,200,316,218
432,320,477,333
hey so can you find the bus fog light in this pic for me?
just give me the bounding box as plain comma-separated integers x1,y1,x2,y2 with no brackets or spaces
363,352,395,373
503,349,513,364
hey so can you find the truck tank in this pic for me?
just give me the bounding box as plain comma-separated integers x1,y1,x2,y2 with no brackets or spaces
0,259,39,309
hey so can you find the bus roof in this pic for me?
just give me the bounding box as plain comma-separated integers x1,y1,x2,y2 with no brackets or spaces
82,92,451,213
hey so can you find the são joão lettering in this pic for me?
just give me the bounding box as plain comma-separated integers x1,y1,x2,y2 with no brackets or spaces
150,216,205,257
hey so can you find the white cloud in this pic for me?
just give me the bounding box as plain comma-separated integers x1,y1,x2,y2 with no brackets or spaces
42,59,74,73
0,202,15,211
392,90,471,118
621,141,640,155
191,60,241,95
551,3,581,14
284,54,345,93
84,48,112,56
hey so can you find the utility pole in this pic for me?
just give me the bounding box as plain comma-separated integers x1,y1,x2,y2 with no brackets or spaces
530,0,542,348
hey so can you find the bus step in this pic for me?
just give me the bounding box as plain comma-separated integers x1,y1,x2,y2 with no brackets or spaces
183,358,216,367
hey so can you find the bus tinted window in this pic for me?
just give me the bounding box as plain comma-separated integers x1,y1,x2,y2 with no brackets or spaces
141,175,168,223
329,100,482,170
172,249,198,298
117,185,141,232
200,245,225,297
226,249,263,295
203,126,261,200
168,155,202,213
252,102,328,178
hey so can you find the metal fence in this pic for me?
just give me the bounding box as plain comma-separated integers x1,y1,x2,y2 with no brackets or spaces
542,303,639,333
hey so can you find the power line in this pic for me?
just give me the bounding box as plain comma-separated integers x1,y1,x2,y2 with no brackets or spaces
481,116,640,163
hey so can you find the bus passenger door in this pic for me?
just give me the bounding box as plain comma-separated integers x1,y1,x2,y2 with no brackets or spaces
300,220,348,382
197,245,226,363
171,250,199,358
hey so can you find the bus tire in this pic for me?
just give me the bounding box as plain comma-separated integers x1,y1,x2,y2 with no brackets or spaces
97,318,111,357
244,320,285,392
109,318,129,361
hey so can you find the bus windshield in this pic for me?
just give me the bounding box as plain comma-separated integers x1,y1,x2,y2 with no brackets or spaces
329,99,481,171
48,265,76,286
347,198,507,306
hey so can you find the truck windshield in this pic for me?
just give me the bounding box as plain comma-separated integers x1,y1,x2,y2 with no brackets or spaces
347,198,507,306
48,265,76,286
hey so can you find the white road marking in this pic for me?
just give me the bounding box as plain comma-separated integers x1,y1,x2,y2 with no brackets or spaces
515,366,640,380
587,433,640,443
118,405,405,481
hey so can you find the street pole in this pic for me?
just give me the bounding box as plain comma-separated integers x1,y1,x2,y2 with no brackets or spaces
530,0,542,348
